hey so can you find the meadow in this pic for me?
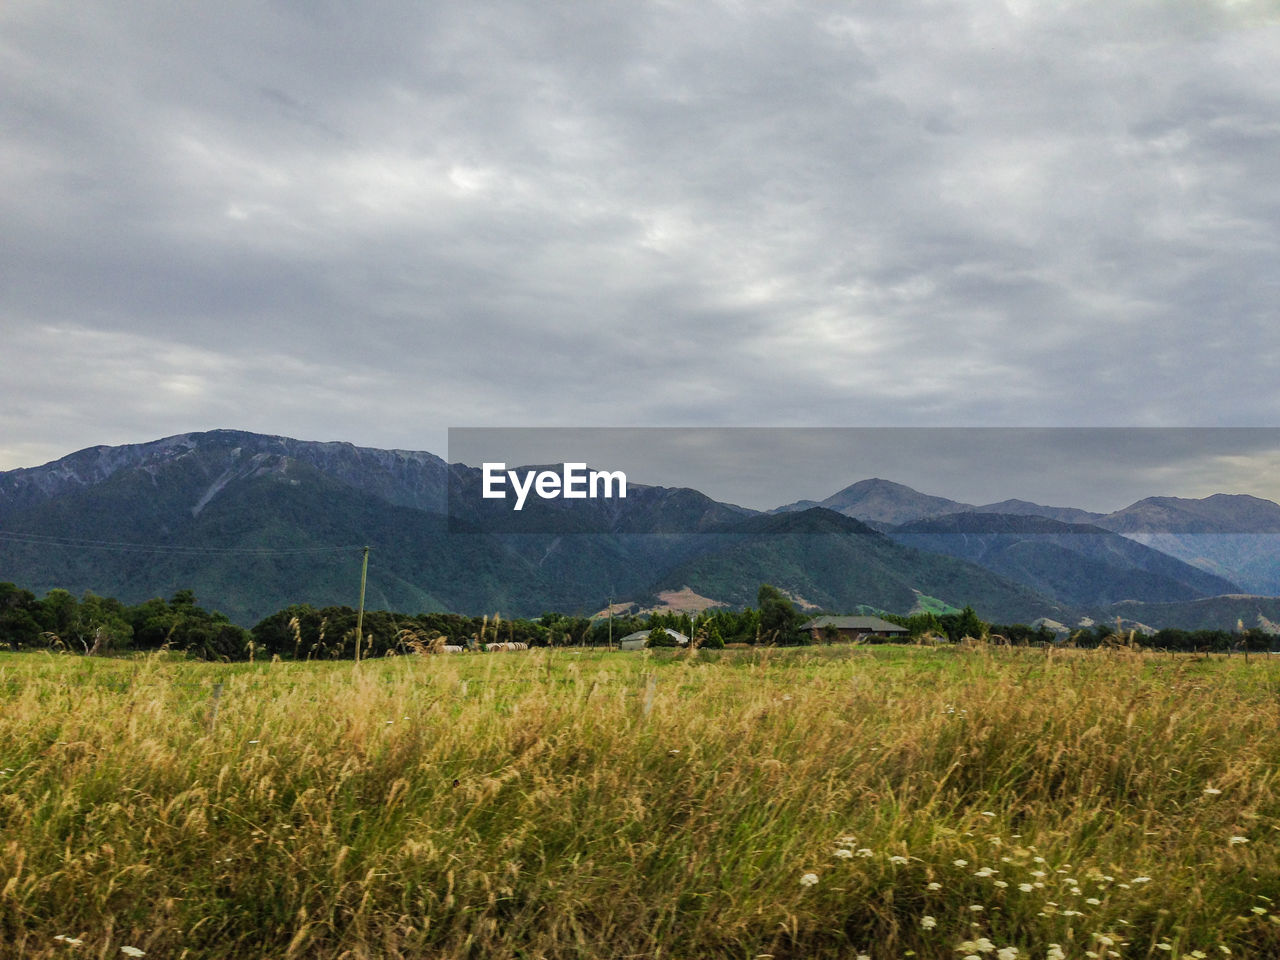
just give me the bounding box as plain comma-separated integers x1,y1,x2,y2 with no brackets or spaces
1,645,1278,959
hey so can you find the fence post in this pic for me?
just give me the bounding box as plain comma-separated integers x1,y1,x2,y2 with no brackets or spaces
642,674,657,718
206,682,224,730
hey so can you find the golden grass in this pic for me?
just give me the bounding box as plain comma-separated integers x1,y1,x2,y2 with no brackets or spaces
1,645,1279,959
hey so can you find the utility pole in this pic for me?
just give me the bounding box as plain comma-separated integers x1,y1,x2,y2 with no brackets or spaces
608,596,613,651
355,545,370,665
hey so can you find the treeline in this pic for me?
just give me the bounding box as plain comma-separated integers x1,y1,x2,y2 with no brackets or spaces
0,583,811,659
0,584,250,658
1065,622,1276,652
2,582,1275,660
881,608,1277,652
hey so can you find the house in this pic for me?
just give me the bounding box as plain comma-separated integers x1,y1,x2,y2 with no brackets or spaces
798,615,908,643
617,627,690,650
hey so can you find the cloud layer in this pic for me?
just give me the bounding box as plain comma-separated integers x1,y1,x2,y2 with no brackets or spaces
3,1,1279,485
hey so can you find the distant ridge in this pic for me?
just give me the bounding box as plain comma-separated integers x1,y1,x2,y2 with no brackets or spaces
1097,494,1280,534
2,432,1278,629
892,512,1240,607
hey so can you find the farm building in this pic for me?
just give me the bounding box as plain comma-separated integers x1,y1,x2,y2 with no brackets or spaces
617,628,689,651
798,616,908,643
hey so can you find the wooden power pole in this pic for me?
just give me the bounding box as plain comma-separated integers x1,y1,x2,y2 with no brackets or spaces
355,545,370,664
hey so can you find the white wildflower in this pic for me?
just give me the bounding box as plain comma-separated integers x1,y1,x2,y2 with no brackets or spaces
856,848,874,858
54,936,85,946
120,949,146,958
954,859,970,867
799,872,819,887
1047,946,1067,960
1086,897,1102,905
1230,836,1249,845
927,881,943,891
998,948,1019,960
1019,883,1034,892
960,938,996,954
834,848,854,859
921,915,937,930
890,855,909,864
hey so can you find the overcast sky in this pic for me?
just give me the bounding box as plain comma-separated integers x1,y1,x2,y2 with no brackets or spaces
3,1,1279,504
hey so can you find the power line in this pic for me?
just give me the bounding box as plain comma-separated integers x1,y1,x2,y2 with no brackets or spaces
0,530,365,556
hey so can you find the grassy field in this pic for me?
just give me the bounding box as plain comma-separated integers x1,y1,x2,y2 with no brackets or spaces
2,645,1279,959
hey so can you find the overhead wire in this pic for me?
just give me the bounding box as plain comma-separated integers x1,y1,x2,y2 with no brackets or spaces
0,530,364,556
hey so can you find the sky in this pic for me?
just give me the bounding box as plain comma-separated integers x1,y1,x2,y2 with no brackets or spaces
3,1,1280,505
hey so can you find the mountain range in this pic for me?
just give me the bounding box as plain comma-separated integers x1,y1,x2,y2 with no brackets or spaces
2,430,1279,631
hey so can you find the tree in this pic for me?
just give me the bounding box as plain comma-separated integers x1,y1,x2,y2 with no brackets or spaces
757,584,804,645
700,622,725,650
71,591,133,654
948,605,987,642
646,626,679,648
0,582,41,650
37,588,78,641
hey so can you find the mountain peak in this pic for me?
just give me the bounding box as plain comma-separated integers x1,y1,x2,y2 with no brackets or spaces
817,478,970,525
1101,493,1280,534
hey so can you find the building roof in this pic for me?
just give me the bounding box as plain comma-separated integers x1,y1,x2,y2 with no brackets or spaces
618,627,689,644
799,615,907,633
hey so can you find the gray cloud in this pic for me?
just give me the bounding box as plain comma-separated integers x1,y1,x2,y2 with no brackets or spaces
3,1,1279,495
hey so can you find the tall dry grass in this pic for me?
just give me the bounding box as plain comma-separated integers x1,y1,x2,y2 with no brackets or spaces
1,645,1279,958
